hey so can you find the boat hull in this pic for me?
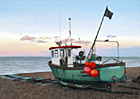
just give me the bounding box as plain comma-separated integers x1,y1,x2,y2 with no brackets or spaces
48,61,126,87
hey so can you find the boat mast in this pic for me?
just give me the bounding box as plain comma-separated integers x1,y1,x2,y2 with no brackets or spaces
86,6,113,61
65,18,71,45
86,14,105,61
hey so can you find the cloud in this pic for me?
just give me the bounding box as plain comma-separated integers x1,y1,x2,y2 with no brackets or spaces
37,40,47,43
20,35,35,41
74,40,91,45
55,38,91,46
54,36,59,38
61,38,75,43
20,35,51,44
20,36,91,46
38,37,52,40
58,38,91,46
106,35,117,38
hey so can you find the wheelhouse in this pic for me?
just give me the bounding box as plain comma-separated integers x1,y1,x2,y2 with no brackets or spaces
49,46,81,67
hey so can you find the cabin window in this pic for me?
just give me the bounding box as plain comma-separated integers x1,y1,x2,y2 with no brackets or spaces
60,49,64,57
51,50,54,58
55,50,58,58
68,49,71,57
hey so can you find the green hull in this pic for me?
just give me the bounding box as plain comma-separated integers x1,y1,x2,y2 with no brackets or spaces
48,61,126,88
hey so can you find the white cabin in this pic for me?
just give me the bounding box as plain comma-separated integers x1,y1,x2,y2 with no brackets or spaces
49,46,81,67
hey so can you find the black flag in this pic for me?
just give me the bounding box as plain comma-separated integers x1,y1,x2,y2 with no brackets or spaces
104,7,113,20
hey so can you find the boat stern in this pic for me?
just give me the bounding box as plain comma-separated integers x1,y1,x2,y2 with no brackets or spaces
99,64,126,83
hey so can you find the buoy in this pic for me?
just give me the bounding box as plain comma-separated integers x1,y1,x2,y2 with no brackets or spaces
91,69,99,77
89,62,96,68
85,61,89,67
125,70,127,74
84,67,91,74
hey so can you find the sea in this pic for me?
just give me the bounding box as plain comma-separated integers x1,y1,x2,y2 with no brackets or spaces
0,57,140,75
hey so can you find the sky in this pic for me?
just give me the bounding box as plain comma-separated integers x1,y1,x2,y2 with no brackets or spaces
0,0,140,57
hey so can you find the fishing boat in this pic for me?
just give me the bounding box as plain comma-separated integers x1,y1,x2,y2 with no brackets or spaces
48,6,127,90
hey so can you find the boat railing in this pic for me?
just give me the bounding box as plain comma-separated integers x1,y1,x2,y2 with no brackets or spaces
96,40,120,60
101,58,121,65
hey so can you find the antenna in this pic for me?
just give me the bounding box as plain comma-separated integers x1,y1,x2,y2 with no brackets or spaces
65,18,72,45
56,13,62,46
59,13,61,41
